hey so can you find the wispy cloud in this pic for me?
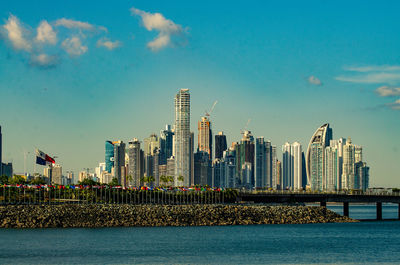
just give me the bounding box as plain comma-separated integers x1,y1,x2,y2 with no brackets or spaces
62,36,87,56
35,20,57,45
307,75,322,86
375,86,400,97
336,72,400,84
2,14,31,51
336,65,400,85
55,18,100,32
130,7,187,51
30,53,59,68
344,65,400,72
96,38,121,50
387,99,400,110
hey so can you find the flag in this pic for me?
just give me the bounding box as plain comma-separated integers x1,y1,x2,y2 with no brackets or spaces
35,149,55,166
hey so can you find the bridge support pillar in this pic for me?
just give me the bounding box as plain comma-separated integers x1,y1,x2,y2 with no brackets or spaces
398,203,400,220
376,202,382,221
343,202,349,217
320,201,326,207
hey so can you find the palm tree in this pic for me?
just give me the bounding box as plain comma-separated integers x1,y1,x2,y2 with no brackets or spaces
147,176,155,186
177,175,184,185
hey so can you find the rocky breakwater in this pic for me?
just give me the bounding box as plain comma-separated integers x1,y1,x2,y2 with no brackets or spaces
0,204,357,228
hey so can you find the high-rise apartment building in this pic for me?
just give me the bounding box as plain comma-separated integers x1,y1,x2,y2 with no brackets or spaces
113,141,126,185
215,132,227,160
198,116,212,159
306,123,333,191
255,137,267,188
160,125,174,165
282,142,302,190
194,151,212,186
128,138,142,186
174,89,191,186
143,134,159,156
235,130,255,188
105,141,114,173
276,160,282,190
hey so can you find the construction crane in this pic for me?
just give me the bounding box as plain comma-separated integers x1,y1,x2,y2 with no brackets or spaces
205,100,218,118
240,119,251,136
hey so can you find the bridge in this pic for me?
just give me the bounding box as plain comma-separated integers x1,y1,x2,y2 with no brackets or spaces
237,192,400,221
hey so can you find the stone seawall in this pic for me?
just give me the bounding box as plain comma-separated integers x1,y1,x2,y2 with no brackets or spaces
0,204,357,228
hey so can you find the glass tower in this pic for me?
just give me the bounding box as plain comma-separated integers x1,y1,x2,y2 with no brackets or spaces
105,141,114,173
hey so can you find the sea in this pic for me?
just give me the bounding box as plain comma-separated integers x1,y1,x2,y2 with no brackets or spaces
0,204,399,264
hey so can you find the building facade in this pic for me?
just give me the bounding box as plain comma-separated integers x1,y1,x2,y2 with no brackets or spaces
174,89,191,186
198,116,212,159
215,132,227,160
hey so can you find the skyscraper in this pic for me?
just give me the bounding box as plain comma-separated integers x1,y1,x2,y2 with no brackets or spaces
113,141,126,185
282,142,302,190
174,89,191,186
143,134,159,156
128,138,142,186
105,141,114,173
160,125,174,165
306,123,333,191
215,132,227,159
255,137,267,188
198,116,212,159
342,138,355,190
235,130,255,188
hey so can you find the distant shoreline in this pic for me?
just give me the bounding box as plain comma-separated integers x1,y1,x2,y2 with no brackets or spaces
0,204,357,228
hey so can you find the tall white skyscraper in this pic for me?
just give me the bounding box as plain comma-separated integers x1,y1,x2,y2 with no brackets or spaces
282,142,302,190
306,123,333,191
342,138,355,190
174,89,191,186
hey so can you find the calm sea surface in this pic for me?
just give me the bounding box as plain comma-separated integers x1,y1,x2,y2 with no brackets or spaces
0,204,399,264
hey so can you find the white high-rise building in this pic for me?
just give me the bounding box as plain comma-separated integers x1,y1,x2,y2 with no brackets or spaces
174,89,191,186
342,138,355,190
282,142,302,190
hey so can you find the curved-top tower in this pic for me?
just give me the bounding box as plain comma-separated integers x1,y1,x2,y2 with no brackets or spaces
306,123,332,191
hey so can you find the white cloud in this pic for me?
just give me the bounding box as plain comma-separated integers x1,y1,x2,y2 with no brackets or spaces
308,75,322,86
36,20,57,44
96,38,121,50
336,65,400,85
2,14,31,51
55,18,96,31
387,99,400,110
61,36,88,56
345,65,400,72
30,53,59,68
335,72,400,84
375,86,400,97
130,7,186,51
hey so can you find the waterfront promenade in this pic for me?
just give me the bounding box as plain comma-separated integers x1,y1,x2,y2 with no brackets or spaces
1,185,399,220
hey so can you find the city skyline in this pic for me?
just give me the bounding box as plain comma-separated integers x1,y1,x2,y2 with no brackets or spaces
0,1,399,187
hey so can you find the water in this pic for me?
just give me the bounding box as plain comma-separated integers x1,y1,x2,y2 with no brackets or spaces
0,205,399,264
328,203,399,220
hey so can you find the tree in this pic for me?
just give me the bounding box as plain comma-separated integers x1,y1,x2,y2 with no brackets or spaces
109,177,119,186
177,175,184,183
9,175,26,184
147,175,155,184
78,178,100,186
29,177,46,185
0,175,9,185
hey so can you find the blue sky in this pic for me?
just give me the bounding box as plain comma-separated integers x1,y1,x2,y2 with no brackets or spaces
0,0,399,187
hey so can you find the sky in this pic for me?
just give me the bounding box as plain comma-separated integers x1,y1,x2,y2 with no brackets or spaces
0,0,399,187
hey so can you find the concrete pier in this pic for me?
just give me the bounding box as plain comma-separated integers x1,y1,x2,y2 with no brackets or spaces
343,202,349,217
376,202,382,220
